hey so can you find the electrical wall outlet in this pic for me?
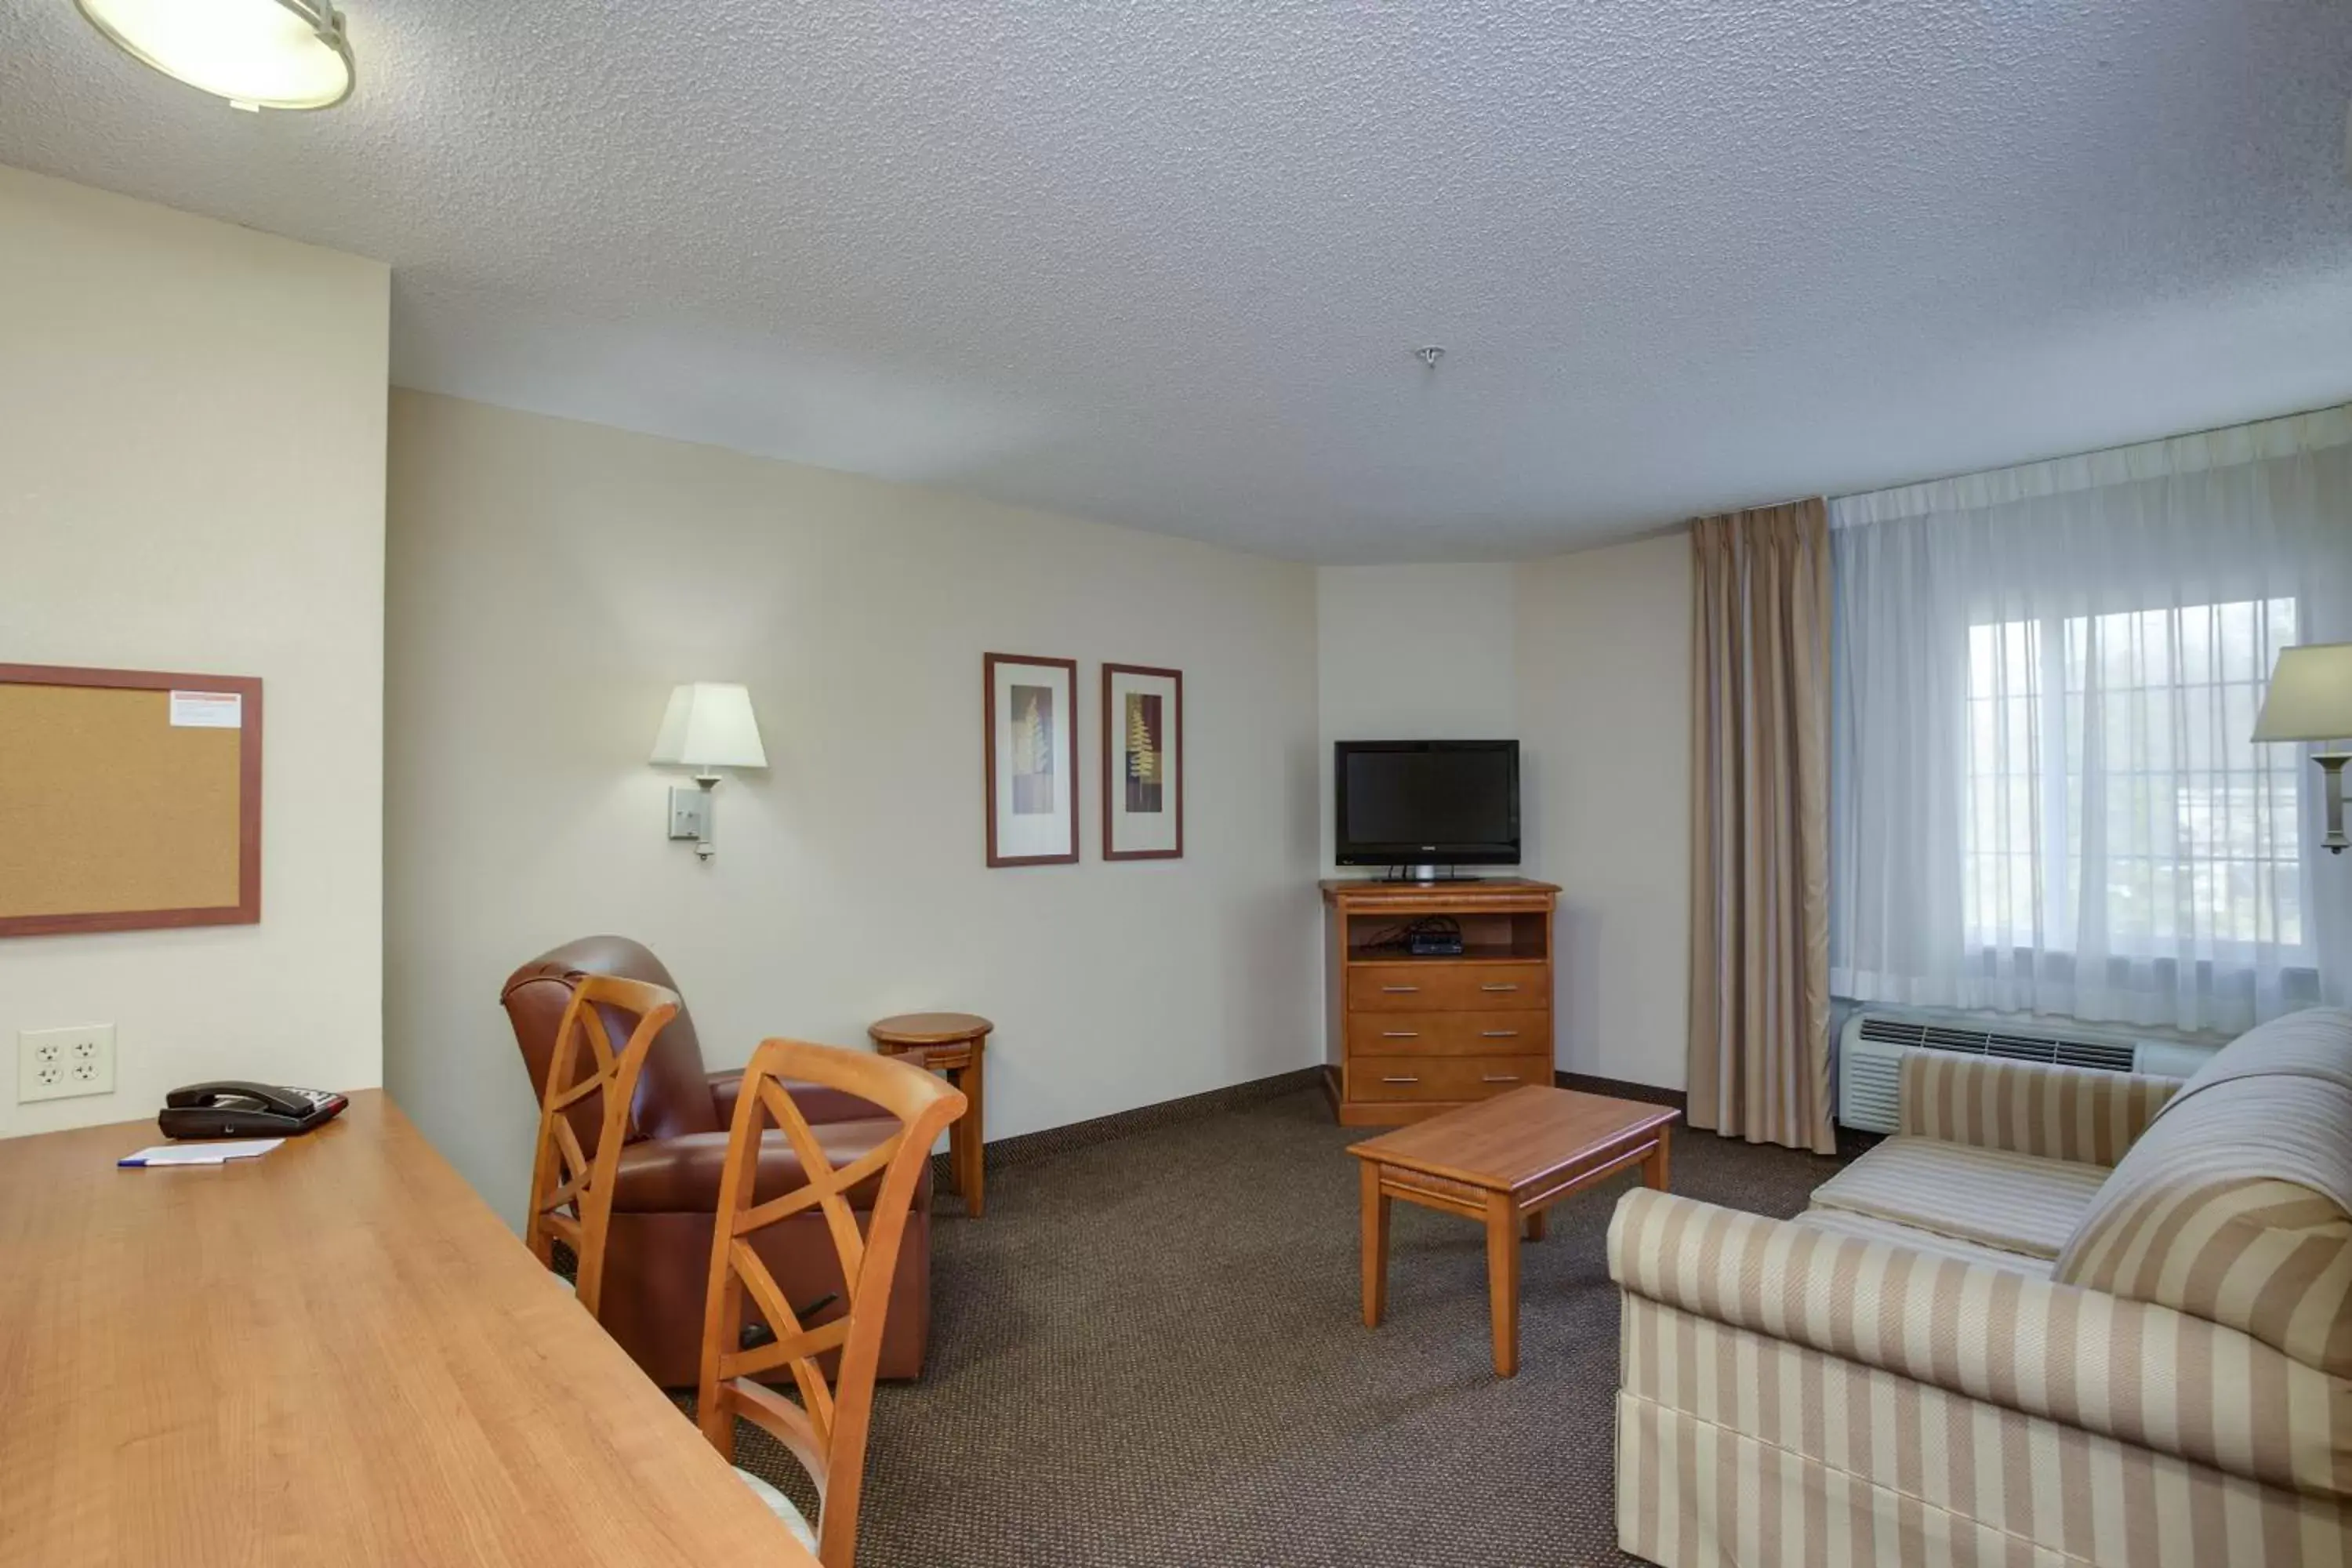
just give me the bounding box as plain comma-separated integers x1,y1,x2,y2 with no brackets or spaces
19,1024,114,1103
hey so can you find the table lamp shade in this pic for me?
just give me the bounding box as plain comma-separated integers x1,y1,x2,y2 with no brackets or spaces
2252,644,2352,742
649,683,767,770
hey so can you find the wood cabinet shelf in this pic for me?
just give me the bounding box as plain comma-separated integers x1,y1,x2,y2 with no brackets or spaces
1321,878,1559,1127
1348,939,1550,965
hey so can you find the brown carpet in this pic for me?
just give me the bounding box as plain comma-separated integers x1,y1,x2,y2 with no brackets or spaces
725,1086,1846,1567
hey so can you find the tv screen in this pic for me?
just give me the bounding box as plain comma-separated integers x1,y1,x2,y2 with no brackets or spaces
1334,741,1519,867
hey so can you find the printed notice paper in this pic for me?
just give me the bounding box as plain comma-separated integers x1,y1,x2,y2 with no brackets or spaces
118,1139,283,1167
169,691,243,728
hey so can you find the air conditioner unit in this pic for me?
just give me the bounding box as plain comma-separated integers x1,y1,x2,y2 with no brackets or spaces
1836,1008,2222,1134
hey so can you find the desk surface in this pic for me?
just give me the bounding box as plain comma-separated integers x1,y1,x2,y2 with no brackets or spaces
0,1090,816,1568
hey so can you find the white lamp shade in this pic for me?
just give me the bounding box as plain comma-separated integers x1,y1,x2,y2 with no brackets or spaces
649,684,768,770
2252,643,2352,743
75,0,355,111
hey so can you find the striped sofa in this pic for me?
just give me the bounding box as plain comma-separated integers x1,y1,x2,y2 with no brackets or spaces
1609,1007,2352,1568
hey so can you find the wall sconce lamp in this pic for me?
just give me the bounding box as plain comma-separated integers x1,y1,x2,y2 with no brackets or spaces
2253,642,2352,855
649,683,767,862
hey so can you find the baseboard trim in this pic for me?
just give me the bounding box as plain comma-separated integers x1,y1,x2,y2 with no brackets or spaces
1560,1070,1868,1161
935,1065,1846,1186
936,1065,1324,1181
1553,1070,1686,1112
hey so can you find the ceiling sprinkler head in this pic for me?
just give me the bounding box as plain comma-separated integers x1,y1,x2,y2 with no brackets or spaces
1414,345,1446,368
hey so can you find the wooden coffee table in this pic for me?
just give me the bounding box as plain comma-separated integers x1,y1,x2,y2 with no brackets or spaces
1348,1085,1679,1376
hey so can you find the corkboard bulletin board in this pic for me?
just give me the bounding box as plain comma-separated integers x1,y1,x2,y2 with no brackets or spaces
0,665,262,938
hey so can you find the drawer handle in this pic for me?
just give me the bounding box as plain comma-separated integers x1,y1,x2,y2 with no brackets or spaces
1380,985,1421,994
1380,1076,1421,1084
1479,1030,1519,1039
1480,1073,1521,1083
1480,983,1520,993
1381,1031,1419,1040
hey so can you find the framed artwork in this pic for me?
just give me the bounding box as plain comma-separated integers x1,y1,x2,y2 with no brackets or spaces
1102,662,1183,860
983,653,1080,866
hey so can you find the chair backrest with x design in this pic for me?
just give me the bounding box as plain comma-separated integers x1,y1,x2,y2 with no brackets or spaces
697,1038,965,1568
523,973,681,1317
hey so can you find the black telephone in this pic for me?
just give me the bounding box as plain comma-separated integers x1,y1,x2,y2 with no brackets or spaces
160,1082,350,1140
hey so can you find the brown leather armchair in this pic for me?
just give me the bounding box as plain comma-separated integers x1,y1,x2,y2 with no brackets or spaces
500,935,931,1386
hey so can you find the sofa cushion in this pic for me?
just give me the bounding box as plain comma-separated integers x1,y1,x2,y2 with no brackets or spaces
2054,1009,2352,1377
1790,1203,2054,1276
2158,1004,2352,1109
1900,1051,2183,1166
1808,1135,2107,1258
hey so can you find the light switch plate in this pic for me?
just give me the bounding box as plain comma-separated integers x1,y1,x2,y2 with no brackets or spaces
19,1024,115,1103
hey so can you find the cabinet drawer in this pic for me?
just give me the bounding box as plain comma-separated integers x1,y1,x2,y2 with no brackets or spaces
1347,1011,1550,1058
1348,1054,1551,1102
1347,963,1548,1014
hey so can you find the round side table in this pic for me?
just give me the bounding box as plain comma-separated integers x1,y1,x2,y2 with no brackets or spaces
868,1012,991,1218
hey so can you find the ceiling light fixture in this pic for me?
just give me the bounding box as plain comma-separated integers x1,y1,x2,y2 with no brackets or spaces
74,0,355,113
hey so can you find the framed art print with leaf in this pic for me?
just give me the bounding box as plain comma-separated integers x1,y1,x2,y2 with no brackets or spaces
983,652,1080,866
1102,662,1182,860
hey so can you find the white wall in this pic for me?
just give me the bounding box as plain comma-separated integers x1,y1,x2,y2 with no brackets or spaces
1315,564,1518,873
384,391,1321,1225
0,166,390,1138
1515,532,1692,1091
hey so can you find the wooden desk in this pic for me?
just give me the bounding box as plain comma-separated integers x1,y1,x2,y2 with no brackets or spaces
0,1091,817,1568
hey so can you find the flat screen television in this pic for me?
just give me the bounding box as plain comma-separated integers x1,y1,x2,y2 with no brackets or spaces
1334,739,1520,872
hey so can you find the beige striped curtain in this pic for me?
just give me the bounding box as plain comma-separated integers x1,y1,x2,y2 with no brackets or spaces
1687,499,1835,1154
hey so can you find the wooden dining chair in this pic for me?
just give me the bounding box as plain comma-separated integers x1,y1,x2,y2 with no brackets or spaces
523,973,682,1318
697,1038,966,1566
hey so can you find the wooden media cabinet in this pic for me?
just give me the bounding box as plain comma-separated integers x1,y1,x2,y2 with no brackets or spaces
1320,877,1560,1126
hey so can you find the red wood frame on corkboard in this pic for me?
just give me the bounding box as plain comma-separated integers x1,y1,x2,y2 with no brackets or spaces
1101,662,1184,861
982,652,1080,867
0,663,263,938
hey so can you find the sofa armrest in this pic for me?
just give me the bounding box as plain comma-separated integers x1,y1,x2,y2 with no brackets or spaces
1897,1051,2183,1165
1606,1188,2350,1499
706,1069,887,1128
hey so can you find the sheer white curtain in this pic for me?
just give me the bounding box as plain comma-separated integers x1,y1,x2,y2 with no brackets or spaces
1829,407,2352,1034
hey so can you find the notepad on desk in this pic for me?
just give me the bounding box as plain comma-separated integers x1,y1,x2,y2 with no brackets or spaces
118,1139,283,1168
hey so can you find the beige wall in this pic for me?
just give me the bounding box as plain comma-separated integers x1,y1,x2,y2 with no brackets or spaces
1315,564,1519,873
1309,549,1693,1091
1515,532,1693,1091
384,392,1321,1224
0,167,390,1138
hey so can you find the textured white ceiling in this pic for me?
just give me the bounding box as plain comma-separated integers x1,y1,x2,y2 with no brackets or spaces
4,2,2350,561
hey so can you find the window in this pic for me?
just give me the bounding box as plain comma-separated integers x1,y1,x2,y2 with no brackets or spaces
1830,416,2347,1032
1965,598,2307,961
